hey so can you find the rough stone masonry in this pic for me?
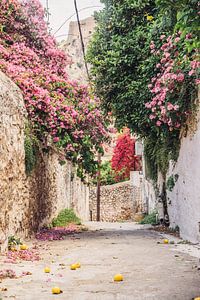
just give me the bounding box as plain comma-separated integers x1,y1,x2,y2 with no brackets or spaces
0,71,89,251
89,181,142,222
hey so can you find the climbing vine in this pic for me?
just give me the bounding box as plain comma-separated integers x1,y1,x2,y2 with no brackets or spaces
0,0,109,180
24,134,38,175
87,0,199,181
111,129,141,181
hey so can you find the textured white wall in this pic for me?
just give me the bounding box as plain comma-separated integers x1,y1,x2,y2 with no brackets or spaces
144,179,157,213
144,102,200,242
167,108,200,242
142,89,200,242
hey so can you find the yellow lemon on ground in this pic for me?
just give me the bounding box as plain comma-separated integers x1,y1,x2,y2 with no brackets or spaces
114,274,123,282
52,287,61,294
70,264,77,270
163,239,169,244
20,244,28,250
194,298,200,300
75,262,81,268
10,247,17,252
44,267,51,273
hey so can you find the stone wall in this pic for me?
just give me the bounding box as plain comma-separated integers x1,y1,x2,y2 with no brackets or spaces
89,181,142,222
27,152,90,230
0,71,89,251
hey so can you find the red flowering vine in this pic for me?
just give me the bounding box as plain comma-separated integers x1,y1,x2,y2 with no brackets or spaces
111,129,141,181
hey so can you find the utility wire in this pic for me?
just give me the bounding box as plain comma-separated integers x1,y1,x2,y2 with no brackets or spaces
46,0,50,26
53,6,102,36
55,33,92,39
74,0,91,82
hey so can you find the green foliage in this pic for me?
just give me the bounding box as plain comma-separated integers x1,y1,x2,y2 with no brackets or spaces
99,161,116,185
93,160,122,185
88,0,198,182
51,209,81,227
156,0,200,52
87,0,156,134
92,160,131,186
24,125,39,175
8,236,22,250
166,175,175,192
166,174,179,191
139,211,158,225
144,134,180,181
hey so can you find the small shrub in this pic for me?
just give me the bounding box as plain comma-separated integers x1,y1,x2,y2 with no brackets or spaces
8,236,22,250
52,209,81,227
166,174,179,191
139,211,158,225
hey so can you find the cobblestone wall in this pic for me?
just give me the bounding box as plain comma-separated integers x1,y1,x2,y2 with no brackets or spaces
0,71,89,251
89,181,142,222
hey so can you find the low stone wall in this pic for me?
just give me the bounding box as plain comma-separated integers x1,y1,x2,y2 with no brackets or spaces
0,71,89,251
89,181,142,222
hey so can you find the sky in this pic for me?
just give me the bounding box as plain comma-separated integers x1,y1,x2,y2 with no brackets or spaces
39,0,104,40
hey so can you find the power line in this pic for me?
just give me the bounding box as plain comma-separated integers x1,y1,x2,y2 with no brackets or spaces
53,6,102,36
55,33,91,39
46,0,50,26
74,0,91,82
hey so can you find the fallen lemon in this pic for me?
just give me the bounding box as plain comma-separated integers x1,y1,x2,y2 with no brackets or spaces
20,244,28,250
194,298,200,300
44,267,51,273
52,287,61,294
163,239,169,244
114,274,123,282
10,247,17,252
75,262,81,268
70,264,77,270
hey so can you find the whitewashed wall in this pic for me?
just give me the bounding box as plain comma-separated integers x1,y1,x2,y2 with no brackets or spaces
166,107,200,242
144,98,200,242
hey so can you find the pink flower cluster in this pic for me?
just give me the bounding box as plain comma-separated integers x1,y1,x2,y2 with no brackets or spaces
5,249,40,263
35,224,80,241
0,269,16,279
146,33,199,130
0,0,108,173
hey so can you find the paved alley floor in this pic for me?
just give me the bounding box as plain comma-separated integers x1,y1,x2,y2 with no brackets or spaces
0,222,200,300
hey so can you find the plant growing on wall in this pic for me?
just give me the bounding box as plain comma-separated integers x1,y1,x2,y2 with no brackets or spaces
87,0,199,182
0,0,109,180
111,129,141,181
166,174,179,192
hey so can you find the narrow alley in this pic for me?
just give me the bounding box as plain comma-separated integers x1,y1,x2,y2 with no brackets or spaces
1,222,200,300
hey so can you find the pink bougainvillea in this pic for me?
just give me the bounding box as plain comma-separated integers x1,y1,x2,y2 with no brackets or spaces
35,224,80,241
145,32,199,131
0,269,16,279
0,0,108,177
5,249,40,263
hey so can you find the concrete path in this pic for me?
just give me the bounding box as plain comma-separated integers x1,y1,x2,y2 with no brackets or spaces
1,222,200,300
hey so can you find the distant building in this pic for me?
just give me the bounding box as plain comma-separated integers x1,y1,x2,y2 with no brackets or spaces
60,17,96,83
